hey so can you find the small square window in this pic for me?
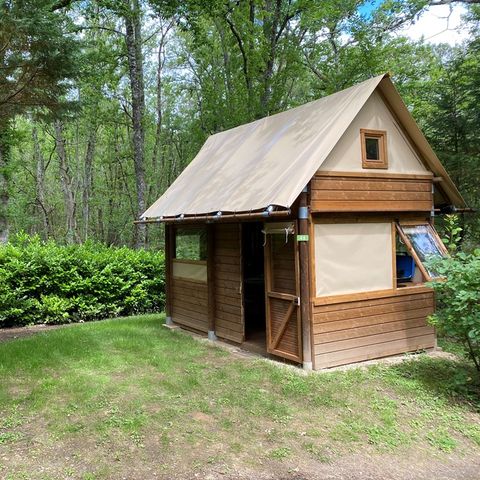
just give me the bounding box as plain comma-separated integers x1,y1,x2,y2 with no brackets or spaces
174,227,207,261
360,129,388,169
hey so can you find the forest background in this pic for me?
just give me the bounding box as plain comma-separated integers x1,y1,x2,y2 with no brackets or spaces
1,0,479,250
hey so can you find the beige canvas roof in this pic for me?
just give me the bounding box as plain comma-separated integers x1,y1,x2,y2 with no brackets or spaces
142,74,465,220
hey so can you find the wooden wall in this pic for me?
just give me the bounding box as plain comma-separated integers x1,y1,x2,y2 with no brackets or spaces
170,223,244,341
311,172,433,212
171,277,209,333
213,224,244,343
312,288,435,369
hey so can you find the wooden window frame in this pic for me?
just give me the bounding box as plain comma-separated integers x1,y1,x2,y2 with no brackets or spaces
360,128,388,169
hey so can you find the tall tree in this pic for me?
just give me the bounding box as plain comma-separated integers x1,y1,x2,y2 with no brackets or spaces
32,124,52,238
123,0,147,247
0,0,79,242
54,120,79,243
4,0,480,248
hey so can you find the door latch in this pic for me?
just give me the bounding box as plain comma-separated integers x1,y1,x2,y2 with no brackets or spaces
294,296,300,306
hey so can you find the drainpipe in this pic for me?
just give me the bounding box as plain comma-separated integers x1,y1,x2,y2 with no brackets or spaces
165,224,174,326
299,186,313,371
207,224,217,341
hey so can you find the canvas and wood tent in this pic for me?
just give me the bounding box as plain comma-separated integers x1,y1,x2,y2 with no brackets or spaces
140,73,466,370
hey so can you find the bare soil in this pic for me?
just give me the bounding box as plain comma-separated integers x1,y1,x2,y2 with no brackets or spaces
0,323,69,343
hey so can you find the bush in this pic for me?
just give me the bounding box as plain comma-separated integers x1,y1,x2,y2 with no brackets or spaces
0,233,165,327
427,250,480,375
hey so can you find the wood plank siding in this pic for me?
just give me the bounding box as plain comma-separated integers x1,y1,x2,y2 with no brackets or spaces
171,277,209,333
213,224,244,343
311,172,433,213
312,288,435,369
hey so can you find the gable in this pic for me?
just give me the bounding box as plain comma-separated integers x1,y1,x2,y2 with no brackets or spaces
319,92,428,174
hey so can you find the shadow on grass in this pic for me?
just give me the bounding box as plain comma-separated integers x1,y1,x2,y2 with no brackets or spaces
384,354,480,410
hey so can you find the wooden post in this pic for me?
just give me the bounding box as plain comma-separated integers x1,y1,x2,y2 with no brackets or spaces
207,223,217,340
164,224,174,326
299,186,313,370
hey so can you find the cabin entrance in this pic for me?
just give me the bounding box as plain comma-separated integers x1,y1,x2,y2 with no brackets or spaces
241,221,303,363
242,222,266,349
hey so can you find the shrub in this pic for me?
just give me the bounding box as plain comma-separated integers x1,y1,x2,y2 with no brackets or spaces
439,214,463,254
427,250,480,375
0,233,165,327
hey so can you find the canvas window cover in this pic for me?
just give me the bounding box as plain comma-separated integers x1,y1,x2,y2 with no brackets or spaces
315,223,393,297
399,224,446,279
172,261,207,282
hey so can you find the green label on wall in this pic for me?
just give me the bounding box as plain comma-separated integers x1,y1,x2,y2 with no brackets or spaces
297,234,309,242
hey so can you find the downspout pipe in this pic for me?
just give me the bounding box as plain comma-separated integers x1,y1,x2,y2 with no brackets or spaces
298,186,313,371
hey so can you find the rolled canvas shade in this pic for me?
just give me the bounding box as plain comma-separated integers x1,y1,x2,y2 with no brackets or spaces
263,222,295,235
315,223,393,297
142,74,465,220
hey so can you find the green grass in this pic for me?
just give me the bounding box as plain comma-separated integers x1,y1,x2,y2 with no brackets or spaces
0,314,479,479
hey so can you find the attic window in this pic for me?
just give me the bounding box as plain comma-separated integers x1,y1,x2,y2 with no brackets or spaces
361,129,388,169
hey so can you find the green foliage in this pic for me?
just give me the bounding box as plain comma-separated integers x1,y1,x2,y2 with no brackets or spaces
0,233,165,327
440,214,463,254
3,1,480,249
427,250,480,375
0,0,80,121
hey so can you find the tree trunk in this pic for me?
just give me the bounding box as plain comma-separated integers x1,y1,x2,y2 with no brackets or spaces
0,127,9,244
83,128,96,241
260,0,279,116
54,120,78,244
151,19,173,177
214,18,233,107
32,125,52,238
124,0,146,248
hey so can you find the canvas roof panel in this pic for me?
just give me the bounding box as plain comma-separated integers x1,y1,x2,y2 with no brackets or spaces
142,74,465,219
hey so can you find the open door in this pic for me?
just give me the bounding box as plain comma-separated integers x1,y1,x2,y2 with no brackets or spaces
264,222,302,363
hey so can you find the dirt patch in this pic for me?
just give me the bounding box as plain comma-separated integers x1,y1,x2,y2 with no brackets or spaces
0,323,70,343
191,411,214,423
4,426,478,480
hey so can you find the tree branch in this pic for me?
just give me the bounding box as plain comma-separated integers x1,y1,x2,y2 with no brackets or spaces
429,0,480,5
50,0,76,12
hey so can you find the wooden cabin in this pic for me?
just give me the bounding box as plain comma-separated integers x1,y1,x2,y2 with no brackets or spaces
141,73,466,370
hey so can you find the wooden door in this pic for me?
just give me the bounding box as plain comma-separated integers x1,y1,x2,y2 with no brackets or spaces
264,226,302,362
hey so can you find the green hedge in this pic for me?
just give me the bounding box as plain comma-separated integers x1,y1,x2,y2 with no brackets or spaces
0,234,165,327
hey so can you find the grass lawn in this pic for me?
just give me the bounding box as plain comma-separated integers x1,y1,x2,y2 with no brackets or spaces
0,314,479,480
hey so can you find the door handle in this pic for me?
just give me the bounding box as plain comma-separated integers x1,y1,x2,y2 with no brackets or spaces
294,297,300,306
